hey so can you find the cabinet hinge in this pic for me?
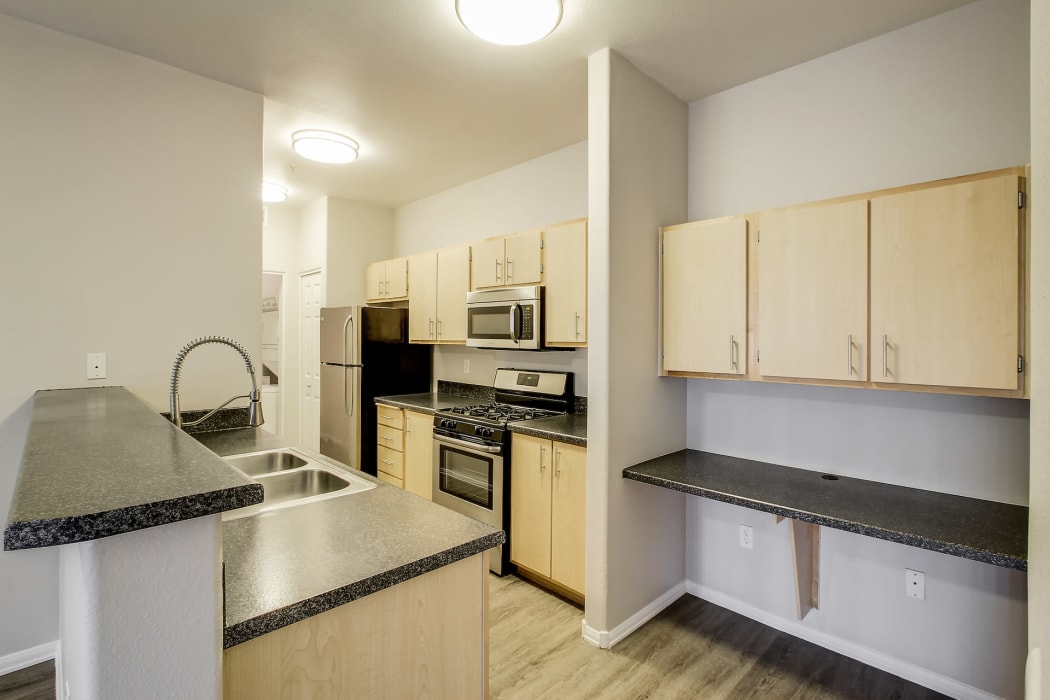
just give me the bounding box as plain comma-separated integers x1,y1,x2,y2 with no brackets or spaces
757,350,760,363
540,240,545,249
468,250,473,262
540,263,544,273
757,229,760,243
1019,192,1026,209
1019,355,1024,373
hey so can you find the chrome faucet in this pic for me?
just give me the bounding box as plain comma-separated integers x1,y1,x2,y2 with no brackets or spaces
169,336,264,429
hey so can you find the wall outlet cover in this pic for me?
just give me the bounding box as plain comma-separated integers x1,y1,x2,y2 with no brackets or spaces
87,352,107,380
739,524,754,549
906,568,926,600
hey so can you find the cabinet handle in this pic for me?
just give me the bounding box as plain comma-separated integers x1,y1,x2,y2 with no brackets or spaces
882,335,889,378
575,312,580,338
846,334,854,377
507,258,513,282
554,447,561,477
429,318,434,338
380,436,393,441
380,414,393,420
729,335,737,371
381,459,393,465
539,446,546,472
436,319,442,338
496,259,501,283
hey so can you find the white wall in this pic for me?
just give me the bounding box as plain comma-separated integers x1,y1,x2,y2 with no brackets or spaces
685,1,1030,696
1027,0,1050,692
0,14,261,663
583,49,688,641
394,141,589,390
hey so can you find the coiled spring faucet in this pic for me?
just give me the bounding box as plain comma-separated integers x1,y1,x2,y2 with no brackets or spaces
169,336,264,429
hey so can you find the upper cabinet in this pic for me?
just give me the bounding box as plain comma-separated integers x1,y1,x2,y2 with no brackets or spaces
870,174,1023,391
408,245,471,343
471,229,542,290
757,200,868,382
660,166,1027,398
366,257,408,303
544,219,588,347
662,217,747,374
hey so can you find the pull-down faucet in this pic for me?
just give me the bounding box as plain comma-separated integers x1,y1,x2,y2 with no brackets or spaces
169,336,264,429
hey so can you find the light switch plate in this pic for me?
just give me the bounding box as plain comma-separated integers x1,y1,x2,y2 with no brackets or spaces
87,353,107,380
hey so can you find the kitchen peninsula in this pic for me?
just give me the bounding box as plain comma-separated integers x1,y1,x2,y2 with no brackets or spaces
4,387,502,699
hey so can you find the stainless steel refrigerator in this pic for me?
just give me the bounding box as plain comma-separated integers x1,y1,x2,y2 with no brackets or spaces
319,306,432,474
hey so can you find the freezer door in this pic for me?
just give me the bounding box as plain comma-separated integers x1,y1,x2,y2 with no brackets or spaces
319,364,361,470
320,306,361,365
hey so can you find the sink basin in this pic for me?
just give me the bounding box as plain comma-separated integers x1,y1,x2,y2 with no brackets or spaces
225,450,307,476
222,447,375,520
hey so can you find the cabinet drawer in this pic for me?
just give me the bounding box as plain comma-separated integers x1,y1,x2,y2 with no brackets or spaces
376,407,404,429
377,470,404,489
377,445,404,479
377,424,403,451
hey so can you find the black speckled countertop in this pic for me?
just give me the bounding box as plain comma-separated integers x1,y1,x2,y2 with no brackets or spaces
377,392,587,445
194,429,505,648
623,450,1027,571
3,387,263,551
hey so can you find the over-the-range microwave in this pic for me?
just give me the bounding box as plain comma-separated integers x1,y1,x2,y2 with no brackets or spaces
465,285,543,350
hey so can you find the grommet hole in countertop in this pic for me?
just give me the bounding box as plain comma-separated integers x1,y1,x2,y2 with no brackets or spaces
821,474,839,481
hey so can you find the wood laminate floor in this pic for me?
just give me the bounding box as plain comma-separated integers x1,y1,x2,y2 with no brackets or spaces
489,574,949,700
0,578,948,700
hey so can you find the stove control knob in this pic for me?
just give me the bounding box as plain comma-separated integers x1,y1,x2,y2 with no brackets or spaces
482,428,494,438
441,419,456,429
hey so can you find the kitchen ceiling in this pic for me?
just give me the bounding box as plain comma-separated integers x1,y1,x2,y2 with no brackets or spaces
0,0,973,209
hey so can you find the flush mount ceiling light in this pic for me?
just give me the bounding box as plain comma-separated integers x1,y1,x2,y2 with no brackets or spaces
456,0,563,46
291,130,359,164
261,181,288,203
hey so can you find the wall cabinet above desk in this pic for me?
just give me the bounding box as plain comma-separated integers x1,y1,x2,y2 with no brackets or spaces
660,166,1028,398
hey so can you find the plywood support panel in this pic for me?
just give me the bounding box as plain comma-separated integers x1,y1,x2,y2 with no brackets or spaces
788,519,820,621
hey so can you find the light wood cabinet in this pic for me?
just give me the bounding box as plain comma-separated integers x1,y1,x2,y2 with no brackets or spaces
224,553,488,700
366,257,408,302
375,406,404,483
471,229,542,290
510,434,586,598
544,219,588,346
662,217,747,375
870,173,1023,391
409,245,470,343
403,410,434,500
757,200,868,381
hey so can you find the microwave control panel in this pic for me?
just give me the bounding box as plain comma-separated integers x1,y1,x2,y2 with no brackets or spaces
521,306,534,339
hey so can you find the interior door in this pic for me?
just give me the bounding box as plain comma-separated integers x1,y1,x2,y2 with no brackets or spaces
300,270,323,451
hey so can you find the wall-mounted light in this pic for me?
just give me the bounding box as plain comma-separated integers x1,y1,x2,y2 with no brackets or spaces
291,130,359,164
261,182,288,203
456,0,563,46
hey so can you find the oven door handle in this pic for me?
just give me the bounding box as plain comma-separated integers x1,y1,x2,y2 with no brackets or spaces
434,433,504,454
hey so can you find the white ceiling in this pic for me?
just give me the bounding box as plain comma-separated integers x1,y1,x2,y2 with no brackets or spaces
0,0,973,209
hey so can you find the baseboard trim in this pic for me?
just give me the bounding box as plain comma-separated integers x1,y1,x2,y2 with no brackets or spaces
582,581,687,650
686,581,1002,700
0,640,57,676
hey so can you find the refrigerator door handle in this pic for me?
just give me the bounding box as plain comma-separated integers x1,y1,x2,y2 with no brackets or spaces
342,312,354,366
345,366,354,418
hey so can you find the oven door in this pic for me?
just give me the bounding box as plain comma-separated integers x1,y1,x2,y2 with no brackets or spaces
465,298,541,350
432,433,504,530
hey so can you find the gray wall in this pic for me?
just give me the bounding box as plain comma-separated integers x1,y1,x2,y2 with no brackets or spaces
684,1,1030,696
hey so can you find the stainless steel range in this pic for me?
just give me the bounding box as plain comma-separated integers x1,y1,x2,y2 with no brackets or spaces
432,368,574,575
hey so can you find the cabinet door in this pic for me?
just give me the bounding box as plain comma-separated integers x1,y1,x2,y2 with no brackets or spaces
662,218,747,374
871,174,1021,390
550,443,586,595
365,261,385,301
386,257,408,299
408,251,437,342
510,434,552,577
544,221,587,346
471,238,505,289
504,229,543,286
758,200,868,381
403,410,434,500
436,245,471,342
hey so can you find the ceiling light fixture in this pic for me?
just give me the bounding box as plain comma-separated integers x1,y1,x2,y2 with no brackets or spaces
456,0,563,46
261,181,288,203
291,130,359,164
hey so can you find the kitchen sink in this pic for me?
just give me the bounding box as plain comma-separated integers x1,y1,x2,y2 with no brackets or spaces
224,450,307,476
222,448,375,520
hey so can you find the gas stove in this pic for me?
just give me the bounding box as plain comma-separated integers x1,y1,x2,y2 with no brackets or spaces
442,402,563,425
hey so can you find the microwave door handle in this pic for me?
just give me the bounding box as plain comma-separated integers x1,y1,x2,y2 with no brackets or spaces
510,303,521,343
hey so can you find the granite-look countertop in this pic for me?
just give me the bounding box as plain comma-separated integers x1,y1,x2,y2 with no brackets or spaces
194,429,505,648
509,414,587,447
3,387,263,551
374,391,477,415
623,450,1028,571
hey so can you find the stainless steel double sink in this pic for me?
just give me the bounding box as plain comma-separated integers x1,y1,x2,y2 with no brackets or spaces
222,448,375,520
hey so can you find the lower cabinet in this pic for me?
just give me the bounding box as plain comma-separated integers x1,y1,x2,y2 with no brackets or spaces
224,553,489,699
376,407,404,488
510,434,586,598
403,410,434,500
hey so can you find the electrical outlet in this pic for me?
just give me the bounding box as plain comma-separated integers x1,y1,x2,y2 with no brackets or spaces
463,359,470,374
739,524,754,549
86,353,107,380
906,568,926,600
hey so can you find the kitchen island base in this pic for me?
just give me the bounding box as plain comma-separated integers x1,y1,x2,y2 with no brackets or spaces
223,552,489,699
